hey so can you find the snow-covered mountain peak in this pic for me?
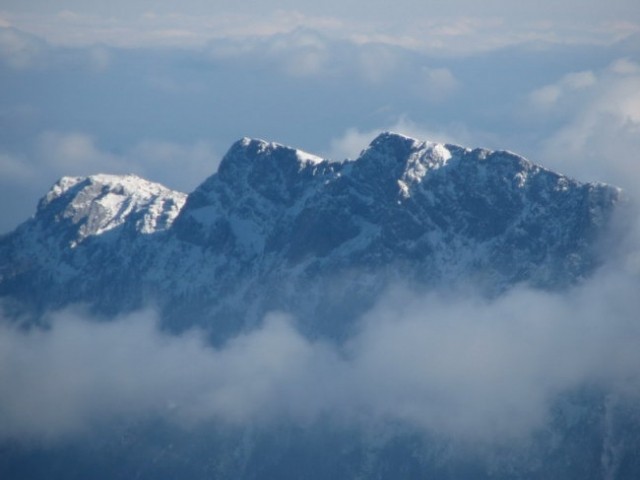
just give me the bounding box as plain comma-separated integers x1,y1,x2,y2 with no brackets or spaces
363,132,454,168
236,137,324,165
41,175,86,205
195,137,330,195
227,137,325,169
186,137,336,217
365,132,539,176
352,132,458,199
40,173,182,206
175,138,340,249
365,131,422,158
35,173,187,245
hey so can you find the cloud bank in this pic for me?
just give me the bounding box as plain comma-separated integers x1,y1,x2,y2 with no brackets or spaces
2,1,638,51
2,255,639,445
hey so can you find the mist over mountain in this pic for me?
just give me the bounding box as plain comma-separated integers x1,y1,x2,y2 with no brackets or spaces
1,133,639,479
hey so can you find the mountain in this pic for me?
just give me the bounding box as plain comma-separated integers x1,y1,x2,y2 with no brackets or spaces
0,132,622,337
0,132,623,337
0,173,186,317
0,132,638,480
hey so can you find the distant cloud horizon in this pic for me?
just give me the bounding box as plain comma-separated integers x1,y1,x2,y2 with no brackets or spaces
1,0,638,50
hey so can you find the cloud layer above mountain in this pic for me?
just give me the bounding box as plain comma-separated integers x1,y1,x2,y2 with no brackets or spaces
2,0,638,50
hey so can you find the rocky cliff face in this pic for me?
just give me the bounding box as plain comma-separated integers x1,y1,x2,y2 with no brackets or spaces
0,132,622,337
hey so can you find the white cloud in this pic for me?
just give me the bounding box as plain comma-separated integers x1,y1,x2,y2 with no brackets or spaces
529,84,563,108
563,70,598,89
3,1,638,52
2,259,640,445
529,70,596,109
2,10,348,49
206,29,337,78
0,310,335,442
272,30,330,77
87,45,111,71
533,61,640,190
609,57,640,75
326,128,377,160
36,131,121,172
0,27,46,69
0,26,118,73
355,44,403,84
416,67,460,102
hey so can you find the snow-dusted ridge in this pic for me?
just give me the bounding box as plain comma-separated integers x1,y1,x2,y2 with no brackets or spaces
0,132,624,336
238,136,324,165
37,173,187,244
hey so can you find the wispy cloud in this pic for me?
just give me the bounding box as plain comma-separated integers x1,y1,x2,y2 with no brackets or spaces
325,118,491,161
0,27,47,69
530,59,640,189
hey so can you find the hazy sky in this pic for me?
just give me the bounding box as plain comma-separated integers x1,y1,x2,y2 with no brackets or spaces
0,0,638,233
